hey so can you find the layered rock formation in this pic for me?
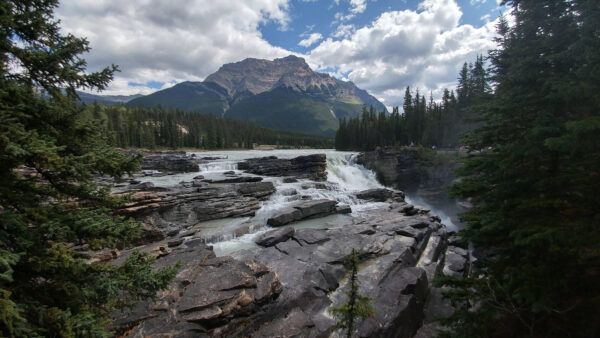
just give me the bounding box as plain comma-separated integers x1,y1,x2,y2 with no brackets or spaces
237,154,327,181
357,148,466,227
140,152,200,172
266,199,348,226
112,202,468,337
99,152,471,337
114,181,276,240
111,244,283,337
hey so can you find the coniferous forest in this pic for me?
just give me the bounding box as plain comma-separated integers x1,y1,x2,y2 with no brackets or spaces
335,55,488,151
441,2,600,338
85,104,333,149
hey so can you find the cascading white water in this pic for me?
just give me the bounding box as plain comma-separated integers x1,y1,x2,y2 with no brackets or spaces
139,149,457,255
197,161,238,172
252,151,387,223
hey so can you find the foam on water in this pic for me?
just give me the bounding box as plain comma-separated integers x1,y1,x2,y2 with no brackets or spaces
140,149,457,255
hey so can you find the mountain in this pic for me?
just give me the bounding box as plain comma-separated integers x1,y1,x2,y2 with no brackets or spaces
77,91,143,105
128,55,386,136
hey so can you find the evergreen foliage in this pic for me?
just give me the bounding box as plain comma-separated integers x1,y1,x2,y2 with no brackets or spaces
438,1,600,337
335,55,488,151
86,104,333,149
0,1,177,336
329,249,374,338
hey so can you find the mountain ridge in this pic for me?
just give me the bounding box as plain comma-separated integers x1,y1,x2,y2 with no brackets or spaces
124,55,387,136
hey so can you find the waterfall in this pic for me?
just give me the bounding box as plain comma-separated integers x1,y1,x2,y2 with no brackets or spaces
140,149,455,256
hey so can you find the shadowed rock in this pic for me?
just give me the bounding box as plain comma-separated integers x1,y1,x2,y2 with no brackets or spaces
238,154,327,181
140,152,200,172
255,227,295,247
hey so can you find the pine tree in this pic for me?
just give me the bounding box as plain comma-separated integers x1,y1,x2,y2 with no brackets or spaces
0,2,178,335
329,249,375,337
440,1,600,336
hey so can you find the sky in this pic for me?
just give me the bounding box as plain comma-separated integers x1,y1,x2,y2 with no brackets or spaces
56,0,506,108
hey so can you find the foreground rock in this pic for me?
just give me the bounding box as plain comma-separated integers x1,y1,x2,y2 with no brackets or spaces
255,227,295,247
113,202,468,337
238,154,327,181
114,181,276,239
266,199,342,226
111,244,282,337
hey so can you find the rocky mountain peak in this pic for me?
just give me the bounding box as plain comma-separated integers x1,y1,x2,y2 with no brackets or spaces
204,55,334,100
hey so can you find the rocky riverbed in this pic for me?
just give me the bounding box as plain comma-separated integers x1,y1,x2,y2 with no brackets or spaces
91,150,468,337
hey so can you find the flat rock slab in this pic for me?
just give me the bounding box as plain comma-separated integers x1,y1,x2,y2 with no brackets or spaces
255,227,295,247
267,199,338,226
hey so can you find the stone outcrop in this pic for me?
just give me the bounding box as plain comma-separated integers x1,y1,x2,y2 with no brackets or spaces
356,188,404,202
104,151,471,337
255,227,295,247
356,148,423,189
114,181,276,239
357,148,465,227
109,202,468,337
266,199,342,226
111,243,282,337
230,206,454,337
237,154,327,181
139,151,200,172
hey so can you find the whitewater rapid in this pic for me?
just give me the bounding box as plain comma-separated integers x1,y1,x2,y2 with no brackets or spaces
140,149,456,256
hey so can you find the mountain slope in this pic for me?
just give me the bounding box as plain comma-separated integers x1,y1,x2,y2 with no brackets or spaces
127,82,228,114
127,55,386,135
77,91,143,105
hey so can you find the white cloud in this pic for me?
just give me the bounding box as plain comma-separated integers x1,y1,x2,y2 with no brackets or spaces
307,0,499,107
349,0,367,14
56,0,292,95
332,24,355,39
470,0,487,4
333,0,368,23
57,0,500,111
298,33,324,47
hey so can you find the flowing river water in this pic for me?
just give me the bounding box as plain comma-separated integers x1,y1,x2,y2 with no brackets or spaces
138,149,459,256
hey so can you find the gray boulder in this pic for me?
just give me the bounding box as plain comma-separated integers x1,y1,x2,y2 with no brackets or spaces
255,227,295,247
266,200,338,226
356,188,395,201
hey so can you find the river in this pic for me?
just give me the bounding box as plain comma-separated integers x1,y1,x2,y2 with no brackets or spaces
138,149,459,256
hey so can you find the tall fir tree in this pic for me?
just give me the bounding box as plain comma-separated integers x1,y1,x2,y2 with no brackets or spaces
440,1,600,337
0,1,178,336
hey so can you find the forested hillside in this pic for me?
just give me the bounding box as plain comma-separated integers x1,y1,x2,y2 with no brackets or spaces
84,104,333,149
335,55,488,151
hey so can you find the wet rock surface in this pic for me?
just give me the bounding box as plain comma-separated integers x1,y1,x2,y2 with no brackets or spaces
139,151,200,172
238,154,327,181
108,200,468,337
357,148,466,230
114,181,276,240
103,151,469,337
266,199,342,226
356,188,404,202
